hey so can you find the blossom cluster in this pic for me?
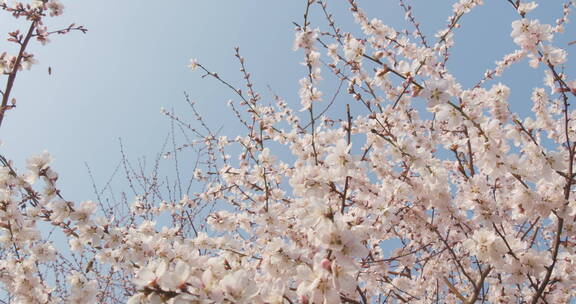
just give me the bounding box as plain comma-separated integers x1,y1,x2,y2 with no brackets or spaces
1,0,576,303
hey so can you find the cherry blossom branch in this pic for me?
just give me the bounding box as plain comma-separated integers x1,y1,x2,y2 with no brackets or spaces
341,104,352,214
0,20,36,128
32,23,87,37
530,47,574,303
399,0,429,48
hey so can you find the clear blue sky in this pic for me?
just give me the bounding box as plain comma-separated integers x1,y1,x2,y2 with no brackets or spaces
0,1,573,201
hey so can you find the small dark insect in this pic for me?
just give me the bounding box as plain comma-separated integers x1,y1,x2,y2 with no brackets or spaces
48,67,52,75
85,260,94,272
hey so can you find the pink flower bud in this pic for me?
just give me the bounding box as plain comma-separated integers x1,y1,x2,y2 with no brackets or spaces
320,258,332,271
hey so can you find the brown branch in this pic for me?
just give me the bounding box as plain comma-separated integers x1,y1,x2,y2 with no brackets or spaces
466,266,492,304
0,20,36,128
442,276,466,302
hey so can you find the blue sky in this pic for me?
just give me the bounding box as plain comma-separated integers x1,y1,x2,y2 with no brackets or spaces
0,1,573,201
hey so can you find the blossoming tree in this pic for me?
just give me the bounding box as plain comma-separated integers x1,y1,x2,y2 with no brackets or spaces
2,0,576,303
